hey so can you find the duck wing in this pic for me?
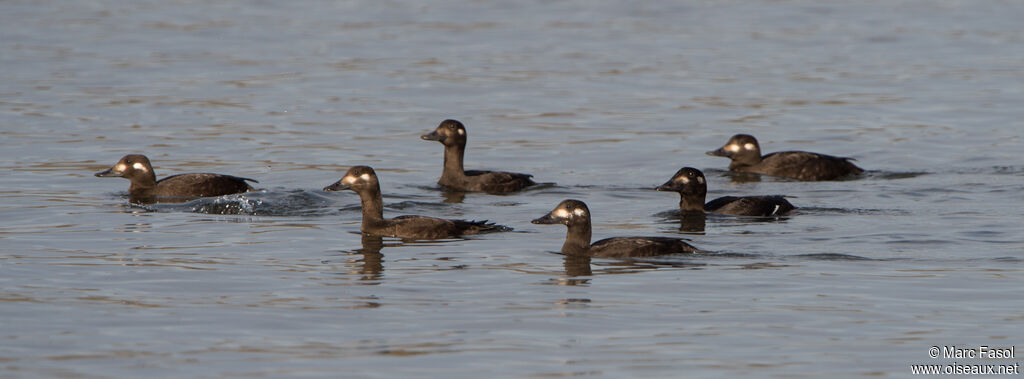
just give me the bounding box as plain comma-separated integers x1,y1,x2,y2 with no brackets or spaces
759,151,863,180
705,195,796,217
463,170,536,192
385,215,507,239
154,173,256,197
588,236,704,258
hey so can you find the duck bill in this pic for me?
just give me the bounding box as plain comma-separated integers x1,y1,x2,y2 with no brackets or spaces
94,167,123,177
531,212,561,225
323,180,352,192
655,180,682,192
706,147,730,157
420,130,441,141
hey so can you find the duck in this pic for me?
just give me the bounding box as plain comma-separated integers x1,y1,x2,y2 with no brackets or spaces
707,134,863,180
421,119,536,192
94,154,256,202
532,199,705,258
323,165,506,239
656,167,796,217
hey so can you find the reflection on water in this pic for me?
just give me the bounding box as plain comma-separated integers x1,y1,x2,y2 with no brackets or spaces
350,234,385,283
678,212,707,233
438,183,561,204
440,189,465,204
562,255,592,277
719,170,764,184
790,253,875,261
655,210,707,233
116,220,153,233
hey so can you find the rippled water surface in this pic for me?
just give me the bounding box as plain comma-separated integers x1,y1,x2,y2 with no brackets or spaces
2,1,1023,377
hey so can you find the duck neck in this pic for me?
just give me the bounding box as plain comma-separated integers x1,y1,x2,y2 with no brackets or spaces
679,190,707,212
440,143,467,182
729,152,762,170
128,172,159,196
356,186,386,229
561,222,593,256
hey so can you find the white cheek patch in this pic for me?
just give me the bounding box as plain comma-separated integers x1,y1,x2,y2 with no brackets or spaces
115,163,127,172
342,176,356,185
553,208,570,218
677,176,690,184
132,162,147,171
697,176,705,184
457,129,464,136
359,173,370,181
743,143,756,150
572,208,586,217
726,144,741,153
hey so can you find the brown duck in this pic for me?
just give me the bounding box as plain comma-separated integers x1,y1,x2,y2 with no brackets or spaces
656,167,796,217
421,119,536,193
323,165,507,240
95,154,256,203
708,134,863,181
532,199,705,258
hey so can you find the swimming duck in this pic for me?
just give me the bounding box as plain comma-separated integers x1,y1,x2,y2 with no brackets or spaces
94,154,256,202
656,167,796,217
421,119,536,192
532,199,705,258
707,134,863,180
323,165,505,239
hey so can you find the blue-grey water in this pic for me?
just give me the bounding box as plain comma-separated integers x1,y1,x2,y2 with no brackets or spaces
2,1,1023,377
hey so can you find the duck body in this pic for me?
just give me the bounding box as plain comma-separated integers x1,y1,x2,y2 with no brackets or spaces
360,215,499,240
532,199,704,258
588,236,704,258
324,165,504,240
147,173,255,197
707,134,863,181
422,119,536,193
703,195,795,217
95,154,256,202
656,167,795,217
743,151,863,181
441,169,535,193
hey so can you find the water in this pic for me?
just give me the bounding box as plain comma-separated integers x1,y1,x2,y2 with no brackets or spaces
2,0,1023,377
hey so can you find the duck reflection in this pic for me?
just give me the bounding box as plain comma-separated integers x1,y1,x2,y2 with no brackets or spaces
678,211,707,233
725,171,762,184
440,189,466,204
562,255,592,277
349,235,385,283
544,255,592,286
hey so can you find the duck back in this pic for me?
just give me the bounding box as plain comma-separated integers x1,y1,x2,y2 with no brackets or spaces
456,170,536,192
588,236,703,258
705,195,796,217
154,173,257,197
755,151,863,180
369,215,501,240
